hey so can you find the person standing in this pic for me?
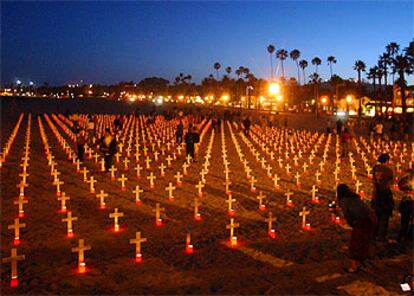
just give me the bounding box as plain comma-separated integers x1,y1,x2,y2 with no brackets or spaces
371,153,394,242
336,119,343,135
341,128,352,157
176,120,184,144
184,125,197,160
397,169,414,243
87,115,96,144
97,128,117,172
76,128,87,162
337,184,377,273
243,116,251,137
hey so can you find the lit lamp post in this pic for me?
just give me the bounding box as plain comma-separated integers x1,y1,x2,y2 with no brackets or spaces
246,86,253,109
268,82,280,113
346,95,353,114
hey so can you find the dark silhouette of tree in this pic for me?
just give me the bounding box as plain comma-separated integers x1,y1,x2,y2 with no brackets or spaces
225,66,232,77
354,60,366,116
392,54,413,117
290,49,301,84
327,56,337,78
276,49,288,79
214,62,221,80
311,57,322,74
267,45,276,79
386,42,400,84
299,60,309,84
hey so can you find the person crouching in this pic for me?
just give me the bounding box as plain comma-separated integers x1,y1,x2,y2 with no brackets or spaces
337,184,377,273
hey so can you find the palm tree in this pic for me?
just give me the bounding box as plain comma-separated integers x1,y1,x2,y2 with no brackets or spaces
386,42,400,84
311,57,322,74
354,60,366,116
276,49,288,79
267,45,276,80
299,60,308,84
367,67,377,96
225,66,232,77
379,53,391,100
235,66,244,79
327,56,337,78
392,54,413,117
290,49,301,84
214,62,221,80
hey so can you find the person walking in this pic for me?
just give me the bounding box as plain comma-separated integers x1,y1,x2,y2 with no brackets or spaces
185,125,199,161
76,127,87,162
337,184,377,273
96,128,117,172
371,153,394,242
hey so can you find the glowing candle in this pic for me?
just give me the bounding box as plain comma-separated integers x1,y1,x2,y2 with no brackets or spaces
257,191,266,211
265,212,277,239
226,218,239,247
154,203,165,226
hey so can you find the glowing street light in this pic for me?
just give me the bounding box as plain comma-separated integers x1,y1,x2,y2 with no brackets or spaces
321,97,328,104
346,95,353,103
268,82,280,95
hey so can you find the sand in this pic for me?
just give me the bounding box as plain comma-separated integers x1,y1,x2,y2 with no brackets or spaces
1,97,412,295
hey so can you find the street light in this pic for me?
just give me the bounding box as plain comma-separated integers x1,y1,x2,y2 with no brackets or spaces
346,95,353,114
268,82,280,112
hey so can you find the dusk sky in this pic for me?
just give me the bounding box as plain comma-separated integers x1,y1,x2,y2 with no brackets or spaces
2,1,413,86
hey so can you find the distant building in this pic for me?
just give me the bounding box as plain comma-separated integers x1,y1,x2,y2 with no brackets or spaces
393,85,414,114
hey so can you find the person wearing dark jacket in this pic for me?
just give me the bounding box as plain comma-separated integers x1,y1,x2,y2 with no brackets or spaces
397,169,414,243
337,184,377,273
185,125,199,160
371,153,394,241
176,121,184,144
97,128,117,171
76,128,87,162
243,117,251,137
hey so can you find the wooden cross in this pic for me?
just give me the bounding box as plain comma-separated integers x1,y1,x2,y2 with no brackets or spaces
93,153,100,163
71,239,91,269
311,185,318,199
109,208,124,231
108,165,117,180
272,174,280,189
165,182,176,200
51,170,61,182
58,192,70,211
182,162,189,175
16,182,28,197
115,152,121,163
133,164,142,178
351,166,356,179
226,195,236,212
154,203,165,225
226,218,240,243
277,157,283,168
14,196,28,217
315,170,321,183
87,176,97,193
123,158,130,170
355,180,362,194
19,172,29,185
294,172,301,186
8,218,26,240
154,151,159,161
145,156,152,169
174,171,183,185
224,179,231,195
165,155,173,167
285,190,293,206
96,190,108,208
62,211,78,236
196,181,204,197
147,172,156,188
99,159,106,172
133,185,143,204
293,155,299,166
285,163,291,175
118,174,128,189
159,163,166,176
129,232,147,260
2,248,25,283
81,167,89,182
186,155,192,164
265,212,277,232
250,176,257,192
257,191,266,210
193,197,201,219
302,162,308,173
299,207,310,228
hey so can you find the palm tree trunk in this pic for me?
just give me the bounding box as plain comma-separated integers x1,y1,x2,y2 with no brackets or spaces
303,69,306,84
330,64,333,78
296,61,300,85
400,71,407,118
358,71,362,117
281,60,285,79
270,54,273,80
